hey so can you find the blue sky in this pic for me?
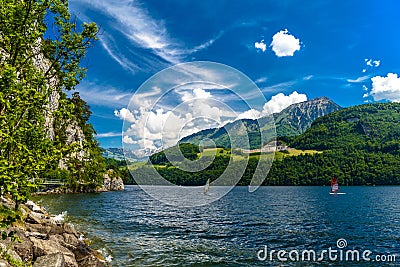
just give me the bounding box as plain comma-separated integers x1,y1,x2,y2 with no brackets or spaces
68,0,400,150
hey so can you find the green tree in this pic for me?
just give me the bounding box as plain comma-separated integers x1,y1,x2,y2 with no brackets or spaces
0,0,98,208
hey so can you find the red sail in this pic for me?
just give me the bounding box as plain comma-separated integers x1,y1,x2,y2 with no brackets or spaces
331,177,339,192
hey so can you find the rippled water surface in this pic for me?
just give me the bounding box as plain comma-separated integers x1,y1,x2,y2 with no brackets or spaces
35,186,400,266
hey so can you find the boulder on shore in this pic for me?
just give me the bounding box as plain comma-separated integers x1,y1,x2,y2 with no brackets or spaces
98,170,124,192
33,252,65,267
0,199,109,267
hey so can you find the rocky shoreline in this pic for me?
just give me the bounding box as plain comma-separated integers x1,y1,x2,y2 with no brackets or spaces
0,174,124,266
0,197,110,267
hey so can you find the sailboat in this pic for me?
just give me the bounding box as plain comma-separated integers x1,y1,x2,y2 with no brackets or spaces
204,178,210,194
331,177,339,193
330,177,346,195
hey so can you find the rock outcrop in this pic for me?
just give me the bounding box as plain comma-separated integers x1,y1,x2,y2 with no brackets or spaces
98,170,124,192
31,38,87,170
273,96,342,135
0,200,109,267
32,38,60,142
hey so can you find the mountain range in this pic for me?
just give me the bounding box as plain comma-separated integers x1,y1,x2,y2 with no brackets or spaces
179,97,341,149
104,97,341,158
132,101,400,186
290,101,400,152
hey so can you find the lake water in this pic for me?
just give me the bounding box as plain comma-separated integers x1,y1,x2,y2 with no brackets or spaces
35,186,400,266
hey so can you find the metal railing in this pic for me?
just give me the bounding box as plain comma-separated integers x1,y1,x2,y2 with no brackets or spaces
41,179,65,186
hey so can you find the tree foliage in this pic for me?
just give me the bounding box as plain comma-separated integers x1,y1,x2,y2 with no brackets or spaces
150,143,200,165
290,102,400,151
105,158,133,185
0,0,99,208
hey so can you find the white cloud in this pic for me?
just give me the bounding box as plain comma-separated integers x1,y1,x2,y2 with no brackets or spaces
121,107,198,149
96,132,122,138
262,91,307,114
117,88,236,151
129,86,163,110
365,58,380,67
134,139,157,149
116,87,308,152
123,135,136,144
347,75,369,83
255,77,268,83
99,34,140,74
186,31,224,54
363,59,381,73
368,73,400,102
73,0,180,63
237,109,261,120
270,29,301,57
114,108,135,123
181,88,212,102
254,40,267,52
77,82,131,108
260,81,296,94
72,0,221,66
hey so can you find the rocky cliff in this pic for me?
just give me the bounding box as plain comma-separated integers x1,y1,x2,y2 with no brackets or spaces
33,40,86,157
274,97,342,136
31,39,111,191
32,38,61,142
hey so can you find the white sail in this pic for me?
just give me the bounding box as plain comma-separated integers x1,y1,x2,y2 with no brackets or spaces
331,183,339,191
204,178,210,194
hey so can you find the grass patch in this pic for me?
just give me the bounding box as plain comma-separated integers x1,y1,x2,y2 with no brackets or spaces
199,148,230,157
275,148,322,160
127,161,146,170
